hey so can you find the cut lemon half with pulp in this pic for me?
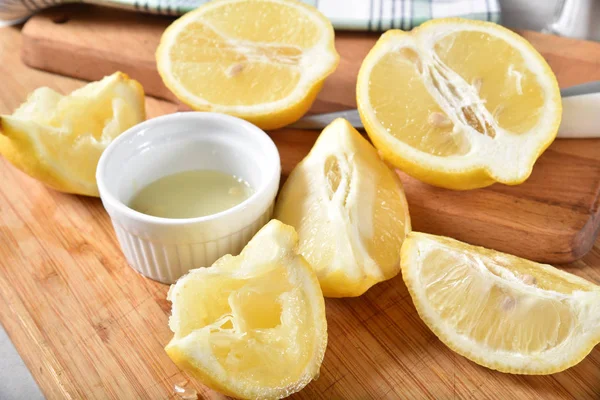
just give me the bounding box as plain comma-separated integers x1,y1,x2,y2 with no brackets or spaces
274,119,411,297
0,72,145,197
401,232,600,374
165,220,327,399
357,18,561,189
156,0,339,130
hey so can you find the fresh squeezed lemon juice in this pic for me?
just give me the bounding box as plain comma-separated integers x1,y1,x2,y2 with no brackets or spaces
129,170,253,219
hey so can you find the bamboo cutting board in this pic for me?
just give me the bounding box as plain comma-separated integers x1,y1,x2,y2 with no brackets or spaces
20,5,600,264
0,6,598,399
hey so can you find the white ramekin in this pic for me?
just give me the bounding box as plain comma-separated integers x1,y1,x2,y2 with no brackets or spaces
96,112,280,284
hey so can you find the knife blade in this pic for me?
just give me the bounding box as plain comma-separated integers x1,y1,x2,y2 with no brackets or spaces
288,81,600,139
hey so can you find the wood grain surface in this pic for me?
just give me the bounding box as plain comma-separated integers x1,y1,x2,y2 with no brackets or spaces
20,5,600,264
0,6,598,400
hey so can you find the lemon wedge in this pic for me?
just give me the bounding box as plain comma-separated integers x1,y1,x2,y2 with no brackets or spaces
156,0,339,130
165,220,327,399
357,18,561,189
274,119,411,297
401,232,600,374
0,72,145,197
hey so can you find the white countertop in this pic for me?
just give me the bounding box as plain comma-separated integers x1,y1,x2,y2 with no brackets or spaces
0,328,44,399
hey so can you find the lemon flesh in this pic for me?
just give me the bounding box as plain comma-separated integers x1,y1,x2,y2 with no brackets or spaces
0,72,145,197
275,118,411,298
401,232,600,374
357,18,561,189
166,220,327,400
156,0,339,130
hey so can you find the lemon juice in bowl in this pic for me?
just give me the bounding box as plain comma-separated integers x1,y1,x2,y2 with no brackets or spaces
128,169,253,219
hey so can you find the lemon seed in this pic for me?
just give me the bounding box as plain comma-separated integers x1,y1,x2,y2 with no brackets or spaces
521,274,537,286
226,63,244,77
500,296,516,311
428,112,452,128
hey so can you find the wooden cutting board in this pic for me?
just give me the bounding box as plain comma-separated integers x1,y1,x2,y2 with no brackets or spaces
0,6,599,400
20,5,600,264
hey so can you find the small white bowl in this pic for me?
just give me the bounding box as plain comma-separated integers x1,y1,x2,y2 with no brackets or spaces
97,112,280,284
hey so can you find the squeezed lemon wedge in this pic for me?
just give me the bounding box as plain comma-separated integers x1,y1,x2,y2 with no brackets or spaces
0,72,145,196
275,119,411,297
165,220,327,399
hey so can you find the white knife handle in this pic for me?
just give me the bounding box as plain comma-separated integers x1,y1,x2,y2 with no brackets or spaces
557,93,600,138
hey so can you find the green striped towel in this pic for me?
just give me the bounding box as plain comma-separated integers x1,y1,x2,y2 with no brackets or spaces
1,0,501,30
306,0,501,30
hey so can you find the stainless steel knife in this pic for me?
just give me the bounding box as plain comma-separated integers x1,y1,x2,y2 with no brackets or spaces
288,81,600,139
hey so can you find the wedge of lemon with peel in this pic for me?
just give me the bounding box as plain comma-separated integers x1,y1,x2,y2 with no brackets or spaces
357,18,561,189
156,0,339,130
401,232,600,374
166,220,327,399
0,72,145,197
274,119,411,297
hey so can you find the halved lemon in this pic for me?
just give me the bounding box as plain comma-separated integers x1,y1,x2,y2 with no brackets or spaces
274,118,411,297
156,0,339,130
0,72,145,196
401,232,600,374
165,220,327,399
357,18,561,189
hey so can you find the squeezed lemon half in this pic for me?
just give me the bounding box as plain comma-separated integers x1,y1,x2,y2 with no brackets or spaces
357,18,561,189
